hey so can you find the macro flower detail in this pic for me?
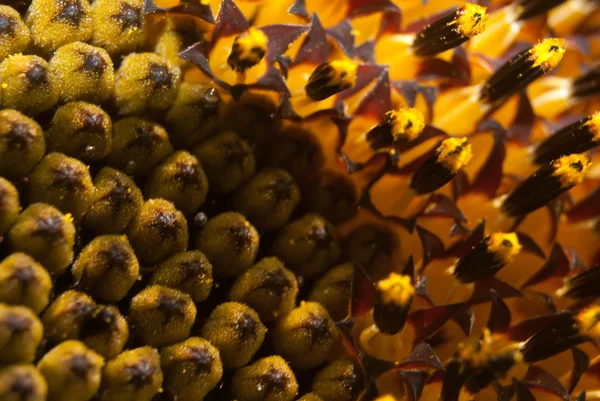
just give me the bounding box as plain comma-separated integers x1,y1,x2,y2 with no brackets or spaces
0,0,599,401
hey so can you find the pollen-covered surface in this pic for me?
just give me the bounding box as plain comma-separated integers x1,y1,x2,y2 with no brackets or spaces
436,137,473,173
455,3,488,37
376,273,414,306
552,154,591,187
486,232,521,262
0,0,600,401
530,38,567,71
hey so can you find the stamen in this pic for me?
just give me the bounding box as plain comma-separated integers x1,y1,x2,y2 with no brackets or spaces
373,273,414,335
571,64,600,99
520,310,596,363
501,154,590,217
366,108,425,150
227,27,268,74
409,137,472,195
305,60,357,101
480,38,566,106
533,113,600,164
449,232,521,283
556,264,600,299
515,0,569,21
412,3,488,57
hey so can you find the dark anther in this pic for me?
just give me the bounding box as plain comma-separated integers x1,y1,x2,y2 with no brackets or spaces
52,0,85,26
172,162,202,188
112,3,143,32
70,354,93,378
187,347,214,375
307,224,333,250
0,14,16,35
129,125,161,153
153,211,181,238
256,271,291,296
157,295,188,319
265,179,295,202
6,123,35,150
50,165,86,190
228,224,252,252
258,369,289,396
81,306,118,338
12,265,35,283
125,360,156,387
301,313,331,349
98,244,131,271
236,313,258,342
100,177,134,211
10,374,34,396
220,140,250,169
24,63,49,88
78,52,106,77
4,313,31,332
31,215,64,241
145,63,172,92
571,160,584,171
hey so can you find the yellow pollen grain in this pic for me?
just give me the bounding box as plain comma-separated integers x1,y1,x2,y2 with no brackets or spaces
587,112,600,142
325,59,357,90
229,27,268,70
487,232,521,262
530,38,566,70
436,137,473,173
390,107,425,141
552,154,591,187
64,213,74,224
576,306,600,339
377,273,415,306
455,3,489,37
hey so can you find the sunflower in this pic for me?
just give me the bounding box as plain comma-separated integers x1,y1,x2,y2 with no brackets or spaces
1,0,600,400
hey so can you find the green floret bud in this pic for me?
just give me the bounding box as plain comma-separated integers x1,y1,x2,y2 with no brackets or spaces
0,364,48,401
37,340,104,401
0,6,30,62
150,250,213,303
0,304,43,364
0,177,20,234
272,302,339,370
129,285,197,347
0,55,58,116
228,257,298,323
72,235,139,303
144,150,209,216
200,302,266,369
45,102,112,162
271,214,341,279
25,0,92,54
107,117,173,176
91,0,146,56
165,82,221,149
160,337,223,401
193,131,256,195
49,42,114,103
127,199,188,265
233,168,300,231
308,263,353,322
0,110,46,178
231,356,299,401
29,152,94,220
194,211,259,278
8,203,75,276
113,52,180,115
97,347,163,401
312,359,361,401
83,167,143,234
0,253,52,313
